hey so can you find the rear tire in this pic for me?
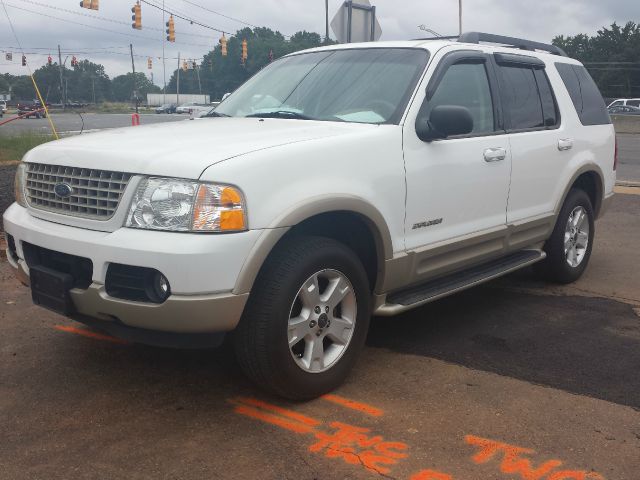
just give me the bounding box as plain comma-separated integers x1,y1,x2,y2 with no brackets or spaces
538,188,595,284
234,235,371,400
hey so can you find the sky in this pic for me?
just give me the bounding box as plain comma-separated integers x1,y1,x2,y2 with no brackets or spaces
0,0,638,86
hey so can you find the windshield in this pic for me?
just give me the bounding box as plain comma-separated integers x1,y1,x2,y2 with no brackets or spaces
215,48,429,124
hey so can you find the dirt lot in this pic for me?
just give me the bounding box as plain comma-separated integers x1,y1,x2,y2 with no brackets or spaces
0,193,639,480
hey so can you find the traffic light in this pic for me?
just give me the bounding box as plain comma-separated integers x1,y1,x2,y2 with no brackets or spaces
182,61,188,72
241,39,248,63
48,55,52,66
192,60,197,70
147,57,152,69
219,34,227,56
131,1,141,30
21,55,26,66
166,15,175,42
71,56,78,67
268,49,274,62
80,0,98,9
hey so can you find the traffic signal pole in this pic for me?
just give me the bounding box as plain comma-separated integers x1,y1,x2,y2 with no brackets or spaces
58,45,66,109
176,52,180,106
130,43,138,114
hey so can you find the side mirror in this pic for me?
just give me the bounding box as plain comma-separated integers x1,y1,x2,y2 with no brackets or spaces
416,105,474,142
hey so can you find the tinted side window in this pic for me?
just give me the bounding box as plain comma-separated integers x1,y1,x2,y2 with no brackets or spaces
628,100,640,107
499,66,544,130
534,69,559,127
555,63,611,126
427,62,495,134
610,100,624,107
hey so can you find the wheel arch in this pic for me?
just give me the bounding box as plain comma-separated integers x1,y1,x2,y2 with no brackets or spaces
233,196,394,295
556,164,605,219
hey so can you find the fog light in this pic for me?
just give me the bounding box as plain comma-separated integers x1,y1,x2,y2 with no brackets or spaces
153,272,171,302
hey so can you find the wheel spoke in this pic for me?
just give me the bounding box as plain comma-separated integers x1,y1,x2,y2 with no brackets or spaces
568,246,578,266
322,276,350,307
575,209,587,230
288,315,310,347
576,231,589,248
299,275,321,309
327,317,354,345
303,337,324,371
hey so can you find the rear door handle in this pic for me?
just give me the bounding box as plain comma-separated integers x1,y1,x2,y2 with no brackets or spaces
484,147,507,162
558,138,574,151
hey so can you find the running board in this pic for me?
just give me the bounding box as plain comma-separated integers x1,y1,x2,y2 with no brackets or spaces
376,249,546,316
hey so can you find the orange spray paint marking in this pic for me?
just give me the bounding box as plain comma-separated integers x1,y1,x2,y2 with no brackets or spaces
230,397,408,476
411,470,454,480
321,394,384,417
548,472,605,480
465,435,606,480
53,325,129,345
233,405,315,434
235,397,321,427
309,421,409,475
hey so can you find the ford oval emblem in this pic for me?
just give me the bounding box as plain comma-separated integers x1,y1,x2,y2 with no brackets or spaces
54,183,73,198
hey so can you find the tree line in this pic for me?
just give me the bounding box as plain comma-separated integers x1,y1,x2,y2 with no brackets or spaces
0,27,330,104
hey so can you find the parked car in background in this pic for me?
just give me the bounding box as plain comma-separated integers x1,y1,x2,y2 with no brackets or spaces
0,101,7,117
17,100,50,119
607,98,640,108
190,102,221,118
155,104,177,114
176,102,198,114
608,105,640,115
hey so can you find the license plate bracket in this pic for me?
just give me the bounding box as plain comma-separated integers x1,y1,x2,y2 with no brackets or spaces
30,265,75,316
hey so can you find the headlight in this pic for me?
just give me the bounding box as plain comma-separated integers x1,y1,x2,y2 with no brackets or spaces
125,177,247,232
14,163,27,208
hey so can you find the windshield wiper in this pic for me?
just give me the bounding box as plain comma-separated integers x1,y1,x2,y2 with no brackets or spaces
245,111,313,120
202,111,230,118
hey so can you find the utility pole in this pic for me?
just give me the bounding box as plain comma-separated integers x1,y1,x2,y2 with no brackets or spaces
130,43,138,114
176,52,180,106
57,45,66,109
325,0,329,44
195,63,202,95
91,77,96,104
162,0,166,105
458,0,462,35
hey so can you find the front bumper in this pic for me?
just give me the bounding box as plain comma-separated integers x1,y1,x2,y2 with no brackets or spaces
3,203,259,334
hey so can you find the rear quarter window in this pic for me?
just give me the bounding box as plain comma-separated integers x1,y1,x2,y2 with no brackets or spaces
555,63,610,126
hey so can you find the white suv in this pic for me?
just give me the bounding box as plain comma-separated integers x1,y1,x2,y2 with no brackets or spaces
3,33,616,399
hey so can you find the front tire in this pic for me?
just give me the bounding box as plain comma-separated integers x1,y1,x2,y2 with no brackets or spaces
539,188,595,284
234,235,371,400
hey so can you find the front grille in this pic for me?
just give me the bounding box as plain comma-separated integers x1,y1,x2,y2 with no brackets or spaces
25,163,133,220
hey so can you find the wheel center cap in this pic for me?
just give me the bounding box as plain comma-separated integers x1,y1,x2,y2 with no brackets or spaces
318,313,329,329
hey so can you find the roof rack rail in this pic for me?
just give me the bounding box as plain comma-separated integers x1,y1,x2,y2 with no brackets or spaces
458,32,568,57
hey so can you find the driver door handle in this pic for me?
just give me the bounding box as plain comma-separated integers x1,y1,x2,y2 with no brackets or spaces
484,147,507,163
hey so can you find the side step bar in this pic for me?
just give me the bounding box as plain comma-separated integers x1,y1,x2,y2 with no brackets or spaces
376,249,546,316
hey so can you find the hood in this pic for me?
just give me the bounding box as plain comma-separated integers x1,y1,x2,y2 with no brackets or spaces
23,118,376,179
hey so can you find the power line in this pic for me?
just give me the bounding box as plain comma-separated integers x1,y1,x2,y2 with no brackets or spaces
180,0,258,28
139,0,230,35
2,2,217,48
14,0,214,39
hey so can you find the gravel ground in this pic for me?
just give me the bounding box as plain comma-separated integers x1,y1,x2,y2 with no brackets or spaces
0,164,18,232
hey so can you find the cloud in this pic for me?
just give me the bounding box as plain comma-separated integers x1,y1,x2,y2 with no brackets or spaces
0,0,637,80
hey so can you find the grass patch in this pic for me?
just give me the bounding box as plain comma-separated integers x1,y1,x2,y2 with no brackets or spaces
0,132,56,163
79,102,153,114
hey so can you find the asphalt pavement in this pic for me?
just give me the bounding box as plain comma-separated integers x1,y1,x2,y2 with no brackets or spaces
617,134,640,183
0,112,185,136
1,192,639,479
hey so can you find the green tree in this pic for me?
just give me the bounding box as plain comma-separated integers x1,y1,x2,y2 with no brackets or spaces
112,72,160,102
167,27,331,101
